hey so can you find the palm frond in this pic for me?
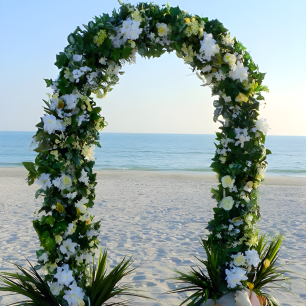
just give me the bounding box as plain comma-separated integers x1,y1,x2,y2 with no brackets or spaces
88,250,152,306
0,259,60,306
168,240,223,306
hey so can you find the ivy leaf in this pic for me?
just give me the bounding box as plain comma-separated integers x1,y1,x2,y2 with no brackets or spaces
122,46,133,59
79,185,88,197
35,188,43,199
44,79,53,87
44,237,56,252
266,149,272,155
213,107,222,122
66,136,76,144
72,155,81,166
51,221,67,234
169,6,181,17
41,215,55,226
22,162,36,173
55,52,69,69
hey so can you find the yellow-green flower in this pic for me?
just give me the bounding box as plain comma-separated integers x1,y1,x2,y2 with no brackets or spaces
93,29,107,46
181,43,196,62
184,17,190,23
236,92,248,102
128,39,136,48
131,9,143,22
57,99,64,109
247,282,254,290
264,259,270,268
56,202,64,213
55,235,62,244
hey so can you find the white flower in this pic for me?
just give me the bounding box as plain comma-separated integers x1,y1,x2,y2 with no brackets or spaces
120,18,142,42
79,169,89,186
62,94,78,110
255,118,270,135
53,174,73,191
77,113,90,127
69,281,85,298
223,53,236,66
82,145,95,161
219,196,235,210
64,223,76,237
225,267,248,288
60,239,78,258
199,32,220,60
80,66,91,73
245,249,260,267
73,54,82,62
49,282,64,296
222,34,234,46
221,175,235,188
240,191,250,203
232,216,243,226
54,264,74,286
99,57,107,65
235,290,252,306
232,253,246,266
72,69,83,81
38,252,49,263
75,197,88,214
219,156,226,163
36,173,52,190
86,229,98,237
156,22,169,37
244,181,253,193
229,61,248,82
63,291,78,306
148,32,155,40
43,115,64,134
201,65,211,73
222,94,232,103
66,192,77,199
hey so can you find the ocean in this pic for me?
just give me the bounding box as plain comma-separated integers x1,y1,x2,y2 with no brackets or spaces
0,131,305,177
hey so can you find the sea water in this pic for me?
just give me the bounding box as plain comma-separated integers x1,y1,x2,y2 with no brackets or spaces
0,131,305,177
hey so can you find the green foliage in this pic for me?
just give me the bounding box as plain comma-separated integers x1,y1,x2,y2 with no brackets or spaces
169,240,225,305
248,235,302,297
88,250,151,306
0,260,60,306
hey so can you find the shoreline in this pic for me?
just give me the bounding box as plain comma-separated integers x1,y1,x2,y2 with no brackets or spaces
1,167,305,186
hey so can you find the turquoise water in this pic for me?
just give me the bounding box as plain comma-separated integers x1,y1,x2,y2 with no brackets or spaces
0,131,305,177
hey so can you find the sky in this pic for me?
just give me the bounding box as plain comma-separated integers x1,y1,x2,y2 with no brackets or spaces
0,0,305,135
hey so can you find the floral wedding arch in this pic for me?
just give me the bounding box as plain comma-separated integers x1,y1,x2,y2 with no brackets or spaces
18,2,276,306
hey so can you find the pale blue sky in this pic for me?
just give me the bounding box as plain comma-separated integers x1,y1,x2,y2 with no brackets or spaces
0,0,305,135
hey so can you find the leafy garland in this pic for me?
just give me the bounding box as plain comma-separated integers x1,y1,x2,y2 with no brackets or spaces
21,1,271,305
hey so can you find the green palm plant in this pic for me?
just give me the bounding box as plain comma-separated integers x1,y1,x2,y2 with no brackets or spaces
0,259,60,306
0,251,151,306
87,250,152,306
247,234,298,305
168,239,225,306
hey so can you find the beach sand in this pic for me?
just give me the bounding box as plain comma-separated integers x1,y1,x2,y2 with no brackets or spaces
0,168,305,305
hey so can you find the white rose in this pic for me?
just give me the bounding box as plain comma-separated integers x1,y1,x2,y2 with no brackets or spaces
255,118,270,135
219,196,235,210
221,175,235,188
156,23,169,36
223,53,236,66
49,282,64,296
232,252,246,266
73,54,82,62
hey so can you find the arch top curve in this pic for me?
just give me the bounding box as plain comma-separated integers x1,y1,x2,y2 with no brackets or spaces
25,1,272,305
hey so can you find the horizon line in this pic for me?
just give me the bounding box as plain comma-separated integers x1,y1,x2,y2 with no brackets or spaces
0,131,305,137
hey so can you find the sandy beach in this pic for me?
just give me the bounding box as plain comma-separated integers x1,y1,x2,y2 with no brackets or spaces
0,168,305,305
